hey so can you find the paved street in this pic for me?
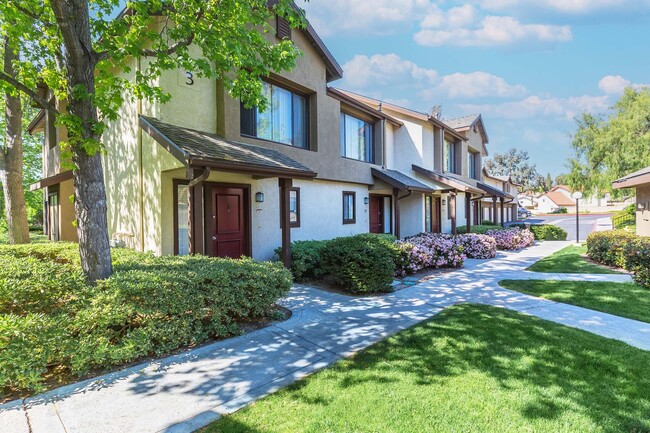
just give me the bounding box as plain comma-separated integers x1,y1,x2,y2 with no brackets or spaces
514,214,612,241
3,241,648,433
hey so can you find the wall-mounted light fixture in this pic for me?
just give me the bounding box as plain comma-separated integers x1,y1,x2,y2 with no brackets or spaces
364,197,369,205
255,192,265,203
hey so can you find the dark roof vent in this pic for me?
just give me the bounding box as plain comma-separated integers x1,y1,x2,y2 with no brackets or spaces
276,15,292,40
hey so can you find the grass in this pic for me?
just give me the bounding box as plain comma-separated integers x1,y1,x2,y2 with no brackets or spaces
500,279,650,323
0,231,49,244
203,304,650,433
527,245,621,274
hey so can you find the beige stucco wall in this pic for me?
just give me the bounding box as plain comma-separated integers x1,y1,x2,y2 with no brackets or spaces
58,179,78,242
637,185,650,237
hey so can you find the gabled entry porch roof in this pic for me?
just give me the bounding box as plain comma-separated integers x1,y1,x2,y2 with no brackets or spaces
371,168,436,193
139,116,317,179
411,165,483,194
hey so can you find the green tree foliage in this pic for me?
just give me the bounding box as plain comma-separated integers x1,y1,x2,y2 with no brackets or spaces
485,148,544,192
544,173,553,192
0,0,305,281
567,88,650,198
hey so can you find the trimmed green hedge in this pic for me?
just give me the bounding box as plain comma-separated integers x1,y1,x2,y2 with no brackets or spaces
0,243,292,394
457,224,505,235
511,224,568,240
586,230,650,288
321,234,396,294
274,240,329,282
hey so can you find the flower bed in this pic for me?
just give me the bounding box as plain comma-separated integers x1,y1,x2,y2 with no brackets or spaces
457,234,498,259
486,227,535,250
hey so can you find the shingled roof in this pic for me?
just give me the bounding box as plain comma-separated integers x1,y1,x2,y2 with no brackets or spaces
139,116,317,178
613,166,650,189
371,168,435,193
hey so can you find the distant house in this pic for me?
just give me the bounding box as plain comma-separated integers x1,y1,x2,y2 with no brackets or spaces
537,186,576,213
518,193,538,209
613,167,650,237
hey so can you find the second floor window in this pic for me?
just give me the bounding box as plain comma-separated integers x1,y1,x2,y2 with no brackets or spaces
444,140,455,173
240,81,308,149
340,113,374,163
468,152,477,179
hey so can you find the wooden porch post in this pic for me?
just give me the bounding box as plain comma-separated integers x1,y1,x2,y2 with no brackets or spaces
450,193,457,235
279,178,293,268
465,194,472,234
500,198,505,227
492,196,497,225
393,188,401,239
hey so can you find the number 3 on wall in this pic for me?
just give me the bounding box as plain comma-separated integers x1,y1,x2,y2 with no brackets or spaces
185,71,194,86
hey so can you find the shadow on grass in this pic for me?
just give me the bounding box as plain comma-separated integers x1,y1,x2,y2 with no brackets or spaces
527,245,619,274
209,304,650,433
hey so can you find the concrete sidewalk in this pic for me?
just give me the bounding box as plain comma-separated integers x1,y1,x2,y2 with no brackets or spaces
3,241,649,433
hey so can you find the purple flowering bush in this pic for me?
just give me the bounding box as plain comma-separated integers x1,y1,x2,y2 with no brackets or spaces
395,233,466,276
486,227,535,250
457,234,497,259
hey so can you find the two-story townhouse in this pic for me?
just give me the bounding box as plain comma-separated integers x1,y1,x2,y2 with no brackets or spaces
29,11,409,264
481,168,520,223
334,91,514,235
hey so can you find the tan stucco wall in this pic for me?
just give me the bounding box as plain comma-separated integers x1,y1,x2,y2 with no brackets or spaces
58,179,78,242
219,29,379,185
637,185,650,237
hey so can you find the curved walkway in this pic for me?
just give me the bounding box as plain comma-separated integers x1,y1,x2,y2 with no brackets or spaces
3,241,649,433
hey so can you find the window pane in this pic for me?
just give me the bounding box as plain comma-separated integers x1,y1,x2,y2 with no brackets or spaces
256,82,273,141
342,114,372,162
293,94,308,148
272,85,292,145
289,190,298,223
343,193,355,221
177,184,189,256
425,196,432,232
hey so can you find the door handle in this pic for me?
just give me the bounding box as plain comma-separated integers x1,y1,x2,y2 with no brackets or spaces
212,236,217,241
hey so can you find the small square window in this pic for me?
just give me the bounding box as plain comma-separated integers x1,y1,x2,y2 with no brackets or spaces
343,191,356,224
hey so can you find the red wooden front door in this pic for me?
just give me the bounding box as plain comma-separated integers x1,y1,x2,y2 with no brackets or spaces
369,195,383,233
432,197,441,233
211,187,247,258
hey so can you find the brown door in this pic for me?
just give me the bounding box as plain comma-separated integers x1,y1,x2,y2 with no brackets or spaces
210,187,248,258
369,195,383,233
432,197,441,233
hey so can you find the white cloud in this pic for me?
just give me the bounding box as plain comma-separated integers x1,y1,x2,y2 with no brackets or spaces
341,54,438,89
342,54,525,101
598,75,649,95
414,15,572,47
300,0,433,36
459,94,610,119
476,0,646,14
434,71,527,98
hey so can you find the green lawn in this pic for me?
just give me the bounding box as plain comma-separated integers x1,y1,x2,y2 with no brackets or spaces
203,304,650,433
0,232,49,244
500,279,650,323
527,245,620,274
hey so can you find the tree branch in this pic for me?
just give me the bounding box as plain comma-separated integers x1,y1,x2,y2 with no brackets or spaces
13,3,55,28
0,71,59,115
139,9,204,57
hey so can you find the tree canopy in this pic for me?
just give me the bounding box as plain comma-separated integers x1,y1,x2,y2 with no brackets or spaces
484,148,544,192
0,0,306,281
567,88,650,198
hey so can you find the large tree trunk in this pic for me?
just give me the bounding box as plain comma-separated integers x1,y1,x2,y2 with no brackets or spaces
0,37,30,244
50,0,112,282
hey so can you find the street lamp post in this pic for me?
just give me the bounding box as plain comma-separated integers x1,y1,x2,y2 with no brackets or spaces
572,191,583,245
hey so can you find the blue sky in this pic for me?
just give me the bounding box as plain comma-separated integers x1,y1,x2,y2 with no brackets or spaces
300,0,650,177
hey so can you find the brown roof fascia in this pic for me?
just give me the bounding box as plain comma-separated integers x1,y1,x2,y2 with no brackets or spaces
613,172,650,189
139,116,190,164
29,170,73,191
190,159,317,179
411,165,478,193
27,109,46,135
327,88,403,127
371,168,433,193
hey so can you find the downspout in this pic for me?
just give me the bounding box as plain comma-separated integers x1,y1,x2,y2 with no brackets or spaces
189,166,211,188
137,55,144,252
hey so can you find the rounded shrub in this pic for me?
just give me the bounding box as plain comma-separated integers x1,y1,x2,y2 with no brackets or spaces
275,240,329,282
320,234,396,294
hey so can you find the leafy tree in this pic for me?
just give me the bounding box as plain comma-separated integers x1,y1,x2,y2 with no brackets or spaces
0,36,29,243
567,88,650,198
485,148,543,192
544,173,553,192
0,0,304,282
